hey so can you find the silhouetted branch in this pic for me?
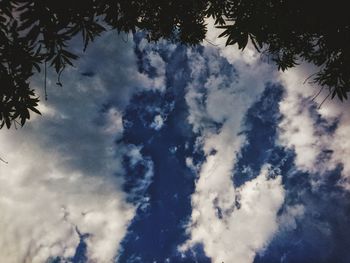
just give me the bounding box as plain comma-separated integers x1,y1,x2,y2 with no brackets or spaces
311,86,324,102
0,156,8,164
318,89,332,109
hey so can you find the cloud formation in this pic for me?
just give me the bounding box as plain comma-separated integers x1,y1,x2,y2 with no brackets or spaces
2,17,350,263
181,21,285,262
278,65,350,188
0,32,162,263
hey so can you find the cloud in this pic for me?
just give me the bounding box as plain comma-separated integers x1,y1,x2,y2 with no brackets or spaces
0,135,134,262
277,65,350,189
278,204,305,231
181,21,285,262
0,32,159,262
123,144,155,211
181,167,285,263
135,36,176,92
150,114,164,130
277,66,330,173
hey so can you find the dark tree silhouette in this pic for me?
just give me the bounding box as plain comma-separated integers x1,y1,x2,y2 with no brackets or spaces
0,0,349,128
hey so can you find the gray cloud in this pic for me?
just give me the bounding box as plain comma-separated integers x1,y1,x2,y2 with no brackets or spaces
0,32,163,262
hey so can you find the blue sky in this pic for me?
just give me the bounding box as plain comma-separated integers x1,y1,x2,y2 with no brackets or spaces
1,23,350,263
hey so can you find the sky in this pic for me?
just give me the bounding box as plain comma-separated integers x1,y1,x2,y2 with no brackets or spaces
1,21,350,263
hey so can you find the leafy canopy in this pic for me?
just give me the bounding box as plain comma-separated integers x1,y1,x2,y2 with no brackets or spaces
1,0,349,128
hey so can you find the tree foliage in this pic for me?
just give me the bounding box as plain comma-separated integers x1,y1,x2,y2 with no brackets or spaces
0,0,349,128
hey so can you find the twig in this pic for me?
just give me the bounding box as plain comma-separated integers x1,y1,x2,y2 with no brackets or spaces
0,156,8,164
56,67,64,87
303,72,317,85
311,86,324,102
204,38,219,47
44,60,48,100
318,89,332,109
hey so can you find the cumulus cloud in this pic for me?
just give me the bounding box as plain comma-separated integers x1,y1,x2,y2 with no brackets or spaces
181,21,285,263
0,32,159,262
209,12,350,193
277,66,330,173
277,65,350,189
0,135,134,262
181,167,285,263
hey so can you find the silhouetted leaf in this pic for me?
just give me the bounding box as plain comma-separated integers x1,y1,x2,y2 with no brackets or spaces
1,0,349,129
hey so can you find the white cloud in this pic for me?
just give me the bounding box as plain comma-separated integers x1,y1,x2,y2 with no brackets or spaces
182,22,285,263
125,144,154,211
181,167,285,263
137,37,176,92
0,135,134,262
0,32,158,263
0,121,134,263
127,144,145,167
277,65,350,189
147,51,167,91
183,18,350,263
277,66,330,173
205,17,350,190
185,157,199,173
150,114,164,130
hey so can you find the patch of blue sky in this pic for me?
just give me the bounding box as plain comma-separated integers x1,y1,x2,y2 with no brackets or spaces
233,83,284,187
118,42,207,262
